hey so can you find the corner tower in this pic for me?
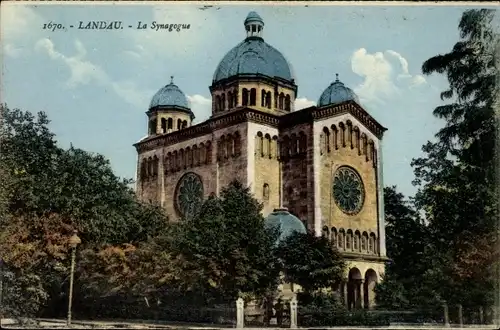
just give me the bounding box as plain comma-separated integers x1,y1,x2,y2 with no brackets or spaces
147,76,195,136
210,12,298,117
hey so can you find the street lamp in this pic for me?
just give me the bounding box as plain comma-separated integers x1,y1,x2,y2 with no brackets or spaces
67,230,81,327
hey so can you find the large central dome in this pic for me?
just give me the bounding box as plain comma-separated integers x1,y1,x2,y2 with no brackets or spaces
212,12,295,84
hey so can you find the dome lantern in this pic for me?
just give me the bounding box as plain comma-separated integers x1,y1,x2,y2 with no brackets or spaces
317,73,360,107
244,11,264,39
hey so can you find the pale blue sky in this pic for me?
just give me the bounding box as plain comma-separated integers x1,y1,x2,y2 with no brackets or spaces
2,3,496,198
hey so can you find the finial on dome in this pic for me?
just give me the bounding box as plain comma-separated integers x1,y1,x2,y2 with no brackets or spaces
244,11,264,39
335,73,339,82
170,76,174,84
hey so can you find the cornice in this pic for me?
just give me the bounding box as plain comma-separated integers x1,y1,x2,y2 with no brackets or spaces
134,102,387,153
340,252,390,263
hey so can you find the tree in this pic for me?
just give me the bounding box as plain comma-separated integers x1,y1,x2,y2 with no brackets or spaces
277,231,345,293
410,9,499,308
0,104,170,317
171,180,280,302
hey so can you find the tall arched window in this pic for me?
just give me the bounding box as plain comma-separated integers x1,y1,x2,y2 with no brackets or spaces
215,95,221,112
250,88,257,106
264,134,271,157
161,118,167,133
285,95,291,111
261,89,266,107
167,118,173,130
221,94,226,111
206,142,212,164
278,93,285,110
266,92,272,109
193,145,199,166
234,132,242,156
199,144,206,165
228,91,233,109
255,132,263,156
242,88,249,106
177,119,182,130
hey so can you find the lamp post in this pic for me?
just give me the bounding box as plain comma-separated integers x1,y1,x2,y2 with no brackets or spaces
67,230,81,327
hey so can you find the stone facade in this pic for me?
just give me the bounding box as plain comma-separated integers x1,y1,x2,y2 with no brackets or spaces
134,11,388,310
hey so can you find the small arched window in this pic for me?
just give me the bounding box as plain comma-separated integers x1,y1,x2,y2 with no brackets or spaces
263,183,270,201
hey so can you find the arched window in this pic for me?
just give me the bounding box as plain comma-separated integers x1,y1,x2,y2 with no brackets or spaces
331,227,337,246
323,127,330,153
261,89,266,107
278,93,285,110
353,127,360,154
255,132,263,157
193,145,199,166
167,118,173,130
285,95,291,111
281,135,290,159
346,121,353,149
298,132,306,154
206,142,212,164
270,136,278,159
250,88,257,106
234,131,241,156
361,232,368,251
322,226,330,238
215,95,221,112
186,147,193,168
177,119,182,130
263,183,270,201
172,151,178,171
290,134,298,156
242,88,249,106
228,91,233,109
361,133,368,156
331,125,338,150
161,118,167,133
339,122,346,147
346,229,353,251
264,134,271,157
338,229,345,250
369,234,375,254
226,134,234,158
164,154,170,175
266,92,272,109
182,120,188,129
221,94,226,111
354,230,360,251
179,149,185,169
233,91,238,107
199,143,206,165
140,161,147,180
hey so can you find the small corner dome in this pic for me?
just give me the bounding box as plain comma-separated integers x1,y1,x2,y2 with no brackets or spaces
264,208,307,243
149,77,190,109
212,12,295,84
318,74,360,107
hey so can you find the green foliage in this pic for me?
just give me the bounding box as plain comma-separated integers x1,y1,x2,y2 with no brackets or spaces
172,180,281,302
393,8,499,309
2,268,49,318
0,104,170,318
277,231,345,293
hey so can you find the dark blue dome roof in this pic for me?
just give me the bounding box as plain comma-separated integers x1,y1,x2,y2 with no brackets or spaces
264,208,307,243
212,12,295,84
150,79,190,109
318,75,360,107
